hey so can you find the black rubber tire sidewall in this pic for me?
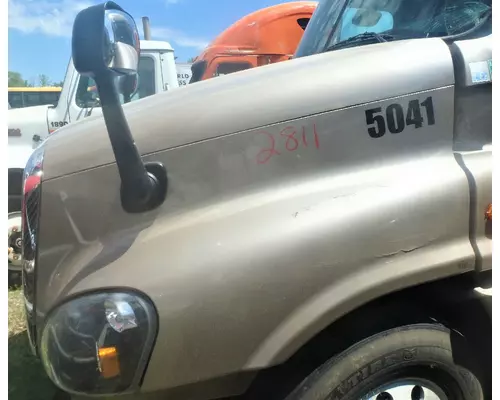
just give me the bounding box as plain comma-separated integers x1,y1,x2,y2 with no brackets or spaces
285,323,483,400
8,270,22,288
8,207,22,288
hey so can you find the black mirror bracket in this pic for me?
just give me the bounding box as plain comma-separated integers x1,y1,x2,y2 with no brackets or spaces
72,1,168,214
122,162,168,214
95,74,168,214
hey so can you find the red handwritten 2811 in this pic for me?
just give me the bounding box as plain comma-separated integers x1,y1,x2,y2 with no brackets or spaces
256,123,320,164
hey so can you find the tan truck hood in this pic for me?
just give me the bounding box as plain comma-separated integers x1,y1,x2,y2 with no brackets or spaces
42,38,453,180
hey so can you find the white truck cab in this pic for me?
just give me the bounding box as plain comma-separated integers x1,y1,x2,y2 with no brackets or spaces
7,39,179,282
9,40,178,170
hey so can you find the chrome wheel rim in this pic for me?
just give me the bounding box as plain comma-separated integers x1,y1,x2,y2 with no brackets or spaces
363,378,448,400
8,212,22,268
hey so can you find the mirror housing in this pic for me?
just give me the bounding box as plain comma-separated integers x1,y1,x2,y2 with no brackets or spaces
72,2,167,214
72,2,140,77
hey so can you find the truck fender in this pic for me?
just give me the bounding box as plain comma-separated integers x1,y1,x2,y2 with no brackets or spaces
245,238,475,369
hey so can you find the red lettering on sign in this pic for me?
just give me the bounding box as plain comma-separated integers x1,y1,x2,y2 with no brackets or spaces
256,123,319,164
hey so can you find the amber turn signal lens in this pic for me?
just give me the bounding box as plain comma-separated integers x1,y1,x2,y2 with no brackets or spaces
98,347,120,379
485,204,492,221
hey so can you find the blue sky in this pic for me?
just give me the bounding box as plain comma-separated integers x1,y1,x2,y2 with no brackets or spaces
8,0,295,84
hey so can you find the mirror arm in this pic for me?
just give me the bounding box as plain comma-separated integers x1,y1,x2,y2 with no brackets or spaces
95,73,167,213
72,2,167,213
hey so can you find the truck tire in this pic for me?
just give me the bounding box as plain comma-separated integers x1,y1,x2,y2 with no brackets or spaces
285,324,484,400
8,170,23,287
8,205,22,288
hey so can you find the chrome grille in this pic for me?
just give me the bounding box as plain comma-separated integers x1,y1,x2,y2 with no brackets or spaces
21,145,45,352
22,183,41,305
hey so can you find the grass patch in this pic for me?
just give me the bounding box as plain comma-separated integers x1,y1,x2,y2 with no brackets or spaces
8,287,59,400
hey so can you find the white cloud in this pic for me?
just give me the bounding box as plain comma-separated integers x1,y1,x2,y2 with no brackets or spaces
149,26,209,50
8,0,93,37
8,0,209,51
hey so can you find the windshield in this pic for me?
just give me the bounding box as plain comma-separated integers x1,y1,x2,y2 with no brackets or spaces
295,0,491,58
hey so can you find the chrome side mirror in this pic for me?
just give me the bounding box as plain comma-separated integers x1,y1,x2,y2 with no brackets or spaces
72,2,168,214
72,2,140,76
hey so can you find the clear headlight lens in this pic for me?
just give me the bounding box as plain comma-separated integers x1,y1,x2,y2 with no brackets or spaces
40,291,157,395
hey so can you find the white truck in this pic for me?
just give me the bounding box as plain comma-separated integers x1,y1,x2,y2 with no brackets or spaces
7,38,184,283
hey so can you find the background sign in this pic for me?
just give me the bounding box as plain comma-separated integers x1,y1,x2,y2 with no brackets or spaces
176,63,193,86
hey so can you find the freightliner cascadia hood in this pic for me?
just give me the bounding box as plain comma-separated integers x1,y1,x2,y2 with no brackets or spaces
40,38,453,181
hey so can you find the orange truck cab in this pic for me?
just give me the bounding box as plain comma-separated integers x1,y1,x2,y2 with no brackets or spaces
190,1,317,83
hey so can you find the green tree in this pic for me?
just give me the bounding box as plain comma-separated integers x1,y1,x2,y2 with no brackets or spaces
187,57,196,63
8,71,27,87
38,74,52,87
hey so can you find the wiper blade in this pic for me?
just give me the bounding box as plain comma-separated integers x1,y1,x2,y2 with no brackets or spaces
325,32,394,52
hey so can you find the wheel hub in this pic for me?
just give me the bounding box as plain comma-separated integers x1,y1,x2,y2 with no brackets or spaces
364,379,447,400
8,212,22,268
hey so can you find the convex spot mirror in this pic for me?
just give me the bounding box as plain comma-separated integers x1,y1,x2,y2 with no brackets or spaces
72,1,140,77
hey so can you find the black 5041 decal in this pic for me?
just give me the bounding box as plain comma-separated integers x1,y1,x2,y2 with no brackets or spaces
365,96,435,138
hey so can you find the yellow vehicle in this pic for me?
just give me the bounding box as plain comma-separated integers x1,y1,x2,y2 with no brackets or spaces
8,86,62,109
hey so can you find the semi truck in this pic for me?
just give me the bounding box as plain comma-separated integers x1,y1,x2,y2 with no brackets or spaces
9,1,315,279
22,1,491,399
8,21,182,284
190,2,317,83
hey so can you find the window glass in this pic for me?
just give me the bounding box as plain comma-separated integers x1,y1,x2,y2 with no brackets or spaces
296,0,492,58
24,92,42,107
215,62,252,77
40,92,60,106
8,93,23,108
75,56,156,108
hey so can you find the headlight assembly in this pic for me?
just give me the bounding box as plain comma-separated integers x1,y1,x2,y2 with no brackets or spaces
39,291,157,395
